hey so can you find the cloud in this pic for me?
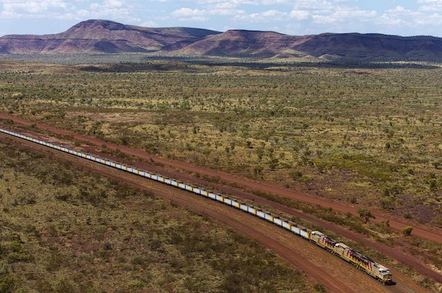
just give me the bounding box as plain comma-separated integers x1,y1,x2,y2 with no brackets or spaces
381,4,442,27
171,2,246,21
236,10,287,22
171,0,378,27
0,0,137,21
171,7,208,21
418,0,442,11
0,0,442,36
288,0,377,25
0,0,68,17
88,0,134,20
290,10,309,21
193,0,289,5
165,0,442,35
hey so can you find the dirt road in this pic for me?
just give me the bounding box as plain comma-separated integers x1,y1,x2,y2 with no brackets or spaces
1,114,441,285
0,132,429,293
0,111,440,245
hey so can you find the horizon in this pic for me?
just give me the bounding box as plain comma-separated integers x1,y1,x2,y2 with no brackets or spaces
0,1,441,38
1,18,441,39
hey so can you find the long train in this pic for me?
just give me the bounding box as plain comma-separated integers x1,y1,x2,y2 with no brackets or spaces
0,127,393,285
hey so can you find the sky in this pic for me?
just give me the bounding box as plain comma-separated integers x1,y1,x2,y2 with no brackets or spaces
0,0,441,37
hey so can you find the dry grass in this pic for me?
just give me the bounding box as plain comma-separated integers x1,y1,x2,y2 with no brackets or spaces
0,140,312,292
0,61,440,225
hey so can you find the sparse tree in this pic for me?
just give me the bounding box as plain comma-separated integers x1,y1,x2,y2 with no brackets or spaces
402,226,413,236
358,208,375,223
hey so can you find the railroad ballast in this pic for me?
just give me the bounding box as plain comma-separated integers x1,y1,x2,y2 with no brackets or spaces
0,127,393,285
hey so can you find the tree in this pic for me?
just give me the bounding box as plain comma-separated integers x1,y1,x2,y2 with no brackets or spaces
358,208,375,223
314,283,326,293
402,226,413,236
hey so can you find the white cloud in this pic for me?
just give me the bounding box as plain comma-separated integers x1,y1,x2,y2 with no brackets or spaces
171,2,246,21
236,10,287,22
290,10,310,20
193,0,289,5
381,4,442,28
289,0,377,25
171,7,208,21
165,0,442,35
0,0,137,21
0,0,68,17
0,0,442,36
418,0,442,11
172,7,205,17
87,0,135,20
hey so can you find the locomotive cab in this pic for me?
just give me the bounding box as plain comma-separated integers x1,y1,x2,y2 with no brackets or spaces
379,268,393,284
374,264,393,284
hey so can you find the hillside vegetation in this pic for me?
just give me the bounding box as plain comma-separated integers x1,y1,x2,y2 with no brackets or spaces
1,19,442,61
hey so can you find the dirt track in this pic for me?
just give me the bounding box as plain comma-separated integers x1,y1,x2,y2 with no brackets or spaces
0,132,430,293
0,111,440,245
1,113,442,285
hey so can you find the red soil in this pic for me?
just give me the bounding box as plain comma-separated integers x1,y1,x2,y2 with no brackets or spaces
0,132,429,293
0,112,440,244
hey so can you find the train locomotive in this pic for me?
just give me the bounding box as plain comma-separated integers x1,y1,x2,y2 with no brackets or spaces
310,231,393,284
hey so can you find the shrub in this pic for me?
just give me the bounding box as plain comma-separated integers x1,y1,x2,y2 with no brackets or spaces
358,208,375,223
314,283,327,293
0,274,15,293
402,226,413,236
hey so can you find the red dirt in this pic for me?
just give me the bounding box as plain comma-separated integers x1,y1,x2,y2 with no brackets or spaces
1,113,442,285
71,142,442,284
0,133,429,293
0,112,440,244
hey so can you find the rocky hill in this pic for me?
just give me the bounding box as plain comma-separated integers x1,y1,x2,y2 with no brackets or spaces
0,20,219,54
1,19,441,61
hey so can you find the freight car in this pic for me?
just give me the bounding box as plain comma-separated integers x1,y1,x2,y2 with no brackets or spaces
0,127,393,285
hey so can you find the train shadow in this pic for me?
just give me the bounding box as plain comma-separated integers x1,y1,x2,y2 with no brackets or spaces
385,280,397,286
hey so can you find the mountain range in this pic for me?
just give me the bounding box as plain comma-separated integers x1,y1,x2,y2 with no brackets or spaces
1,19,442,61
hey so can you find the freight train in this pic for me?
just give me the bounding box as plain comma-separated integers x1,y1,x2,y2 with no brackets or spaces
0,127,393,285
310,231,392,284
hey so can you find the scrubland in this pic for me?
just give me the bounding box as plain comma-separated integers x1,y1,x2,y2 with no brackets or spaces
0,140,311,292
0,61,440,225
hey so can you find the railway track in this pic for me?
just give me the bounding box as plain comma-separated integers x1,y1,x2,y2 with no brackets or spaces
2,111,441,247
0,126,397,286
